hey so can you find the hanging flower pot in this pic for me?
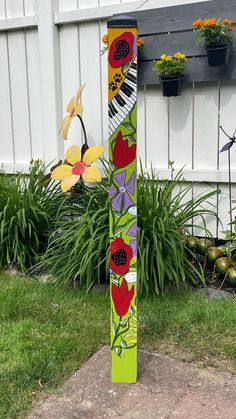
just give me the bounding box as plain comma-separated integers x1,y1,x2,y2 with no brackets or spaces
192,18,233,68
160,74,183,97
206,44,230,67
153,52,187,97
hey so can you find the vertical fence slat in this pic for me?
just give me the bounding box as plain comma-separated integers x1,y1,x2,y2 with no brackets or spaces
219,81,236,171
79,0,99,9
0,33,15,164
145,86,168,168
58,0,77,12
100,18,108,153
8,30,31,163
137,86,146,166
36,0,63,162
59,23,81,151
25,29,44,159
79,20,102,146
24,0,37,15
5,0,24,17
169,84,193,168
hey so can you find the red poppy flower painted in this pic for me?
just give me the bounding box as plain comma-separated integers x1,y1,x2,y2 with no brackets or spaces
112,279,134,317
110,238,133,275
109,32,134,68
113,131,137,168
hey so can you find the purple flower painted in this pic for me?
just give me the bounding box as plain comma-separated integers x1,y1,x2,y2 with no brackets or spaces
109,171,135,213
127,222,137,257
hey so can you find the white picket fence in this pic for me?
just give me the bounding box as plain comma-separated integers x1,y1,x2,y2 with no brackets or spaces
0,0,235,237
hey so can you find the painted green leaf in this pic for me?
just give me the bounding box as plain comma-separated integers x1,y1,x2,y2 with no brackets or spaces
115,221,129,235
112,320,117,335
120,337,127,348
122,60,132,74
123,122,133,131
119,320,128,328
115,346,122,357
130,305,135,316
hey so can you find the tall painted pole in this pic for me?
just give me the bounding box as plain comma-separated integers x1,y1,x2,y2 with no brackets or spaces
108,15,138,383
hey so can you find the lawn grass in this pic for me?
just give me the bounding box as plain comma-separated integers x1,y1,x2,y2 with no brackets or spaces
0,274,235,418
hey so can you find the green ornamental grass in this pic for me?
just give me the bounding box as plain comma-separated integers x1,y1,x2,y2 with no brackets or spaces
0,161,69,271
40,160,218,295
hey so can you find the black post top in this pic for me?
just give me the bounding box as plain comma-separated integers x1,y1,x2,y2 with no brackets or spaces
107,15,137,28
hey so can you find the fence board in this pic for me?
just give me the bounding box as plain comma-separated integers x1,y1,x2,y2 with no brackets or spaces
5,0,24,17
145,85,169,168
8,30,32,163
0,33,15,163
169,83,193,168
100,18,108,152
79,20,102,146
24,0,37,15
137,86,146,166
193,82,219,170
219,81,236,171
59,23,82,151
25,29,44,159
58,0,78,12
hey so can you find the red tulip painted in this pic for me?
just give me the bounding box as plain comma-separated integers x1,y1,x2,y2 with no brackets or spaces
110,238,133,275
113,131,137,168
112,278,134,317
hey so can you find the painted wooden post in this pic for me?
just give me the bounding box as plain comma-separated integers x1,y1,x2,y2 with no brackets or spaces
108,15,138,383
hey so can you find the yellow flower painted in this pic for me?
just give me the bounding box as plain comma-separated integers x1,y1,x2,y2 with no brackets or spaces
51,145,104,191
60,85,85,140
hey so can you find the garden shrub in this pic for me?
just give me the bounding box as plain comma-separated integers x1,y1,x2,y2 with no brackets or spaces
0,161,68,271
40,161,219,295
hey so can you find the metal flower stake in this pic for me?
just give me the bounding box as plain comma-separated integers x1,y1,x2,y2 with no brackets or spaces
220,125,236,238
107,15,138,383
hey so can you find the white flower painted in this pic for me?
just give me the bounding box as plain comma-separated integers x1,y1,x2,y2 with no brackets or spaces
128,206,137,216
125,272,137,283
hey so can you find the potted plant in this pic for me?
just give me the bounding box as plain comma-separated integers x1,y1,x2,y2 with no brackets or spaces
192,18,233,67
153,52,187,97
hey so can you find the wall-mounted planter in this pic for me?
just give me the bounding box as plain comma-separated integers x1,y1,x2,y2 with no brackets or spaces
160,74,183,97
206,44,230,67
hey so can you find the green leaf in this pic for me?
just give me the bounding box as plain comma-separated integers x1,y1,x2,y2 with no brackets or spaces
122,61,131,74
115,346,122,357
112,321,117,335
120,337,127,348
119,321,127,328
130,305,135,316
123,122,133,131
115,221,129,235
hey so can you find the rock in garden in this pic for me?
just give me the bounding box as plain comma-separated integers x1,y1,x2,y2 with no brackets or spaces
197,287,234,300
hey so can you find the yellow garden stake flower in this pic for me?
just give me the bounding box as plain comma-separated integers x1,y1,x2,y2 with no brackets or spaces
51,144,104,191
60,84,85,140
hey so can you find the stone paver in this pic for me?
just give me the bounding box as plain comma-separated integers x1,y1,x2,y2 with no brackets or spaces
28,346,236,419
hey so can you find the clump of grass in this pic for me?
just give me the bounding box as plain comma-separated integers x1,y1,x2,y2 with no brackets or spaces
0,161,68,271
138,164,218,294
40,160,218,295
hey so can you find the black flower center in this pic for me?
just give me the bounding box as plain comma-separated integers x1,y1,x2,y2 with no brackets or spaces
112,248,127,266
113,40,130,60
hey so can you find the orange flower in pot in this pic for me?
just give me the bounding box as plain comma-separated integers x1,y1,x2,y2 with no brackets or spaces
192,17,233,67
